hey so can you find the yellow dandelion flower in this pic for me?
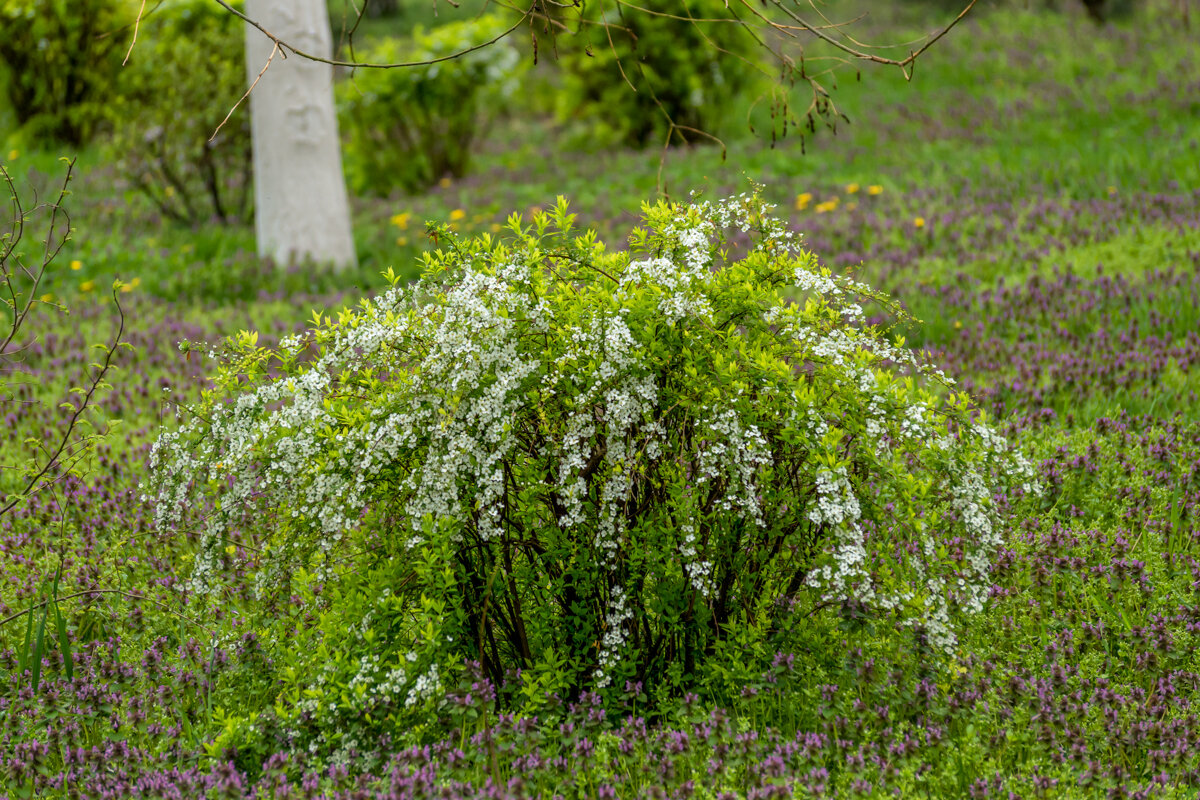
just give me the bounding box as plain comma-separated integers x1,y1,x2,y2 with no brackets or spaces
794,192,813,211
845,182,860,194
130,277,141,288
439,177,453,188
70,259,83,271
396,236,409,246
119,282,134,293
867,185,884,195
390,212,411,230
6,149,17,161
80,280,96,292
913,216,926,228
953,320,962,329
449,209,467,222
815,198,840,214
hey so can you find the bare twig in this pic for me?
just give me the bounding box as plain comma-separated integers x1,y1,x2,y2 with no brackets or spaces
210,0,531,69
0,588,214,636
210,41,279,142
123,0,150,65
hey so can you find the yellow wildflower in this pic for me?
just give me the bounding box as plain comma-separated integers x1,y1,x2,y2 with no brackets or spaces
1107,186,1117,196
390,212,411,230
449,209,467,222
6,149,17,161
845,182,860,194
846,202,858,212
70,259,82,271
396,236,409,247
913,216,926,228
40,293,54,303
490,223,503,233
439,177,452,188
80,280,96,292
794,192,813,211
815,198,839,214
867,185,884,195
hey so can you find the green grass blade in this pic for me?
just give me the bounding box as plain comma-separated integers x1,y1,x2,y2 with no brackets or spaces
54,602,74,682
17,602,33,676
31,604,48,693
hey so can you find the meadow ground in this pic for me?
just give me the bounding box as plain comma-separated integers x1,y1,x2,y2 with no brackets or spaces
2,1,1200,797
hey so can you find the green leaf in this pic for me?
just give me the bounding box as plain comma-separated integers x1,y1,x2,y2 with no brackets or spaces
31,603,48,693
17,600,33,676
55,602,73,682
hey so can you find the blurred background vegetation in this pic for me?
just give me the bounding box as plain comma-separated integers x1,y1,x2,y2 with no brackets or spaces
2,0,1191,306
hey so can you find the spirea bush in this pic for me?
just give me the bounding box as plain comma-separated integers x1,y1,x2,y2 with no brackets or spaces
556,0,764,147
337,14,524,196
105,0,252,225
147,194,1036,727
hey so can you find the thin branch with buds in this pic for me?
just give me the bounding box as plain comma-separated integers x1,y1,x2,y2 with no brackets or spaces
1,161,127,520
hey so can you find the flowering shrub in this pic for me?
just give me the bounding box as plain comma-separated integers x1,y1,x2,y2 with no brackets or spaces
147,194,1035,732
337,14,524,195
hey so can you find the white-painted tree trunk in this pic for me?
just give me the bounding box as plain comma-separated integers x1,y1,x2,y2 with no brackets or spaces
245,0,357,270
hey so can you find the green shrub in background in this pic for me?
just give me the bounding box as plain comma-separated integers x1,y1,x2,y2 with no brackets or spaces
915,0,1135,21
106,0,251,225
0,0,134,145
337,14,524,196
556,0,765,148
147,193,1037,759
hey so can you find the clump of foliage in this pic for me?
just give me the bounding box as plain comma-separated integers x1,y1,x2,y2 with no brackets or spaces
337,14,524,196
106,0,251,225
0,0,134,145
147,193,1035,761
556,0,765,147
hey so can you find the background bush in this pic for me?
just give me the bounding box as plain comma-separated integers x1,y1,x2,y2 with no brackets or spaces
0,0,134,145
106,0,252,225
556,0,765,147
337,13,524,196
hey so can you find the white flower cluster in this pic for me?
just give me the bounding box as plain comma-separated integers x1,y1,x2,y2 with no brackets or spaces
620,216,716,325
694,406,773,527
592,587,633,689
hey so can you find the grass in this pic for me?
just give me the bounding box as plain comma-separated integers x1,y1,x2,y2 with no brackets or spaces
4,0,1200,797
